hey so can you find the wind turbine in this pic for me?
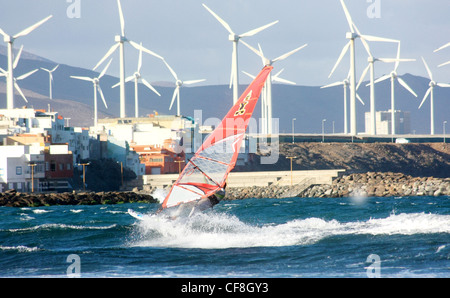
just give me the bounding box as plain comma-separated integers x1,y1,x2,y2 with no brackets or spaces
329,0,398,136
322,69,366,135
40,64,59,99
0,45,39,104
243,68,296,135
71,59,112,127
202,3,278,105
93,0,163,118
419,57,450,135
112,43,161,118
373,44,417,135
163,59,206,117
434,42,450,67
0,15,52,109
0,67,39,104
356,41,415,135
241,41,307,135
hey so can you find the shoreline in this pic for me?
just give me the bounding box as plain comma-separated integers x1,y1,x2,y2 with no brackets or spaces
1,172,449,207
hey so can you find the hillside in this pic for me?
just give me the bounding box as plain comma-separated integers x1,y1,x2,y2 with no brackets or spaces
244,143,450,178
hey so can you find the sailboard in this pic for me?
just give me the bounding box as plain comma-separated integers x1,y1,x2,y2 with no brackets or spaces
160,65,274,210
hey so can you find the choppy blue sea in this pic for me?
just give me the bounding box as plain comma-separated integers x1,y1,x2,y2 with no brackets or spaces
0,196,449,278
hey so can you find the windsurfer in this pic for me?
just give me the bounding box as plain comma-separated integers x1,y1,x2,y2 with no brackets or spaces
196,183,226,212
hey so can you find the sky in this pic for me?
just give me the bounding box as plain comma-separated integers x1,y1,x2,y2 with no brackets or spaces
0,0,450,87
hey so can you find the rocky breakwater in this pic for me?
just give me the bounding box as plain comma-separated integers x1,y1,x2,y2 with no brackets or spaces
0,190,158,208
300,172,450,198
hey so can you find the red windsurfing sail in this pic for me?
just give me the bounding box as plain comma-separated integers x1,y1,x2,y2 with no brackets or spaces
161,66,273,209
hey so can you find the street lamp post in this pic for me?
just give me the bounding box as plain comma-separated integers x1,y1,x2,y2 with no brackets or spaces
286,156,296,186
29,163,36,193
292,118,296,144
79,163,90,191
444,121,447,147
322,119,327,143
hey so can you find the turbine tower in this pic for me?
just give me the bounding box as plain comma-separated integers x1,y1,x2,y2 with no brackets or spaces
374,44,417,135
71,59,112,127
241,41,307,135
163,59,206,117
112,43,162,118
41,64,59,100
419,57,450,135
0,15,52,109
202,3,278,105
330,0,397,135
357,41,415,135
322,70,366,135
94,0,162,118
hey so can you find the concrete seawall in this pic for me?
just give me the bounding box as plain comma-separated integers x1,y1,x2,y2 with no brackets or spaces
142,169,346,190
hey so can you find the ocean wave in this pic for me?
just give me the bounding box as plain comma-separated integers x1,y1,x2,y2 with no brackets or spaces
5,223,117,233
129,212,450,249
0,245,40,252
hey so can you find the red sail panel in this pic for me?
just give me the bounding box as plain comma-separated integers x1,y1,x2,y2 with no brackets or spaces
162,66,273,209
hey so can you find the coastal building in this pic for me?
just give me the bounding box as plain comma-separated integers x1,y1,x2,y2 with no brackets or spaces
365,110,411,135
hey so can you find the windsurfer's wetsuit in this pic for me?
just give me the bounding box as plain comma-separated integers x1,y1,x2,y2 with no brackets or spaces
195,185,226,212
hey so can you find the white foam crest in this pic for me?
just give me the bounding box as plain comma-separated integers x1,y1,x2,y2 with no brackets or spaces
0,245,40,252
151,188,168,203
32,209,53,214
130,211,450,249
6,223,117,232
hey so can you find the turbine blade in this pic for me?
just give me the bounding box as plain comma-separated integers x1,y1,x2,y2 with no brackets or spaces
111,81,120,89
239,20,279,38
373,74,391,84
16,69,38,81
321,81,344,89
13,45,24,69
202,4,234,35
13,15,52,39
0,27,8,39
129,40,163,60
419,87,431,109
438,60,450,68
273,44,308,63
394,42,401,72
184,79,206,85
273,76,296,85
99,58,113,79
94,43,119,70
397,77,417,97
242,71,256,79
356,93,365,106
437,83,450,88
14,81,28,103
117,0,125,36
125,75,134,83
434,42,450,53
137,43,143,72
340,0,355,33
329,41,351,78
169,87,179,110
378,58,415,63
97,84,108,109
241,40,266,63
361,35,399,43
71,76,94,82
357,64,370,90
51,64,60,72
142,78,161,97
421,56,433,81
163,59,178,81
